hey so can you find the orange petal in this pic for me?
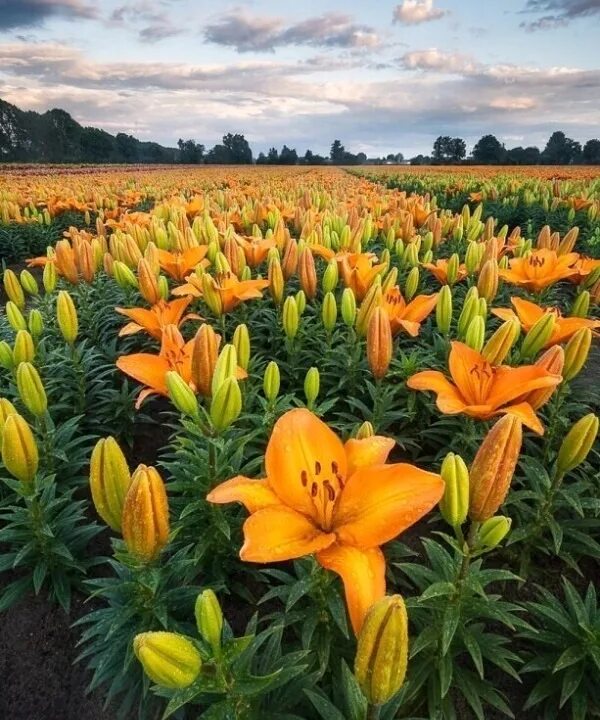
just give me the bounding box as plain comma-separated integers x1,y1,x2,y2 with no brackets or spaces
511,297,544,327
265,408,347,521
206,475,279,512
317,544,386,635
496,402,545,435
488,366,561,410
344,436,395,478
240,506,335,562
402,293,439,323
116,353,169,395
118,322,144,337
407,370,466,411
334,463,444,548
491,307,519,325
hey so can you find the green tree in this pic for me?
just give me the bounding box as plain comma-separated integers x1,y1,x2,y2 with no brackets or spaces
582,139,600,164
541,131,582,164
472,134,506,164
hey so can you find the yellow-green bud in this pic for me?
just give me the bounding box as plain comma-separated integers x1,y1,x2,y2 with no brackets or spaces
210,377,242,432
465,242,481,274
457,288,480,338
233,324,251,371
0,341,13,370
355,280,382,337
56,290,79,345
166,371,199,418
304,367,320,409
447,254,460,286
211,344,238,396
0,398,18,435
282,296,299,340
477,516,512,550
295,290,306,315
133,632,202,689
563,327,592,382
89,436,131,532
13,330,35,365
477,297,487,319
20,269,39,296
3,269,25,308
28,309,44,340
582,266,600,290
341,288,357,327
241,265,252,281
354,595,408,706
464,315,485,352
201,274,223,316
521,313,555,359
6,301,27,331
195,589,223,656
571,291,590,318
382,267,398,295
404,267,419,301
43,261,57,293
556,414,599,476
1,413,39,485
403,243,419,268
356,421,375,439
439,453,469,527
322,260,339,293
158,275,169,301
322,292,337,332
436,285,453,335
113,260,138,289
422,249,433,264
395,238,405,260
263,361,280,403
482,319,520,365
16,362,47,417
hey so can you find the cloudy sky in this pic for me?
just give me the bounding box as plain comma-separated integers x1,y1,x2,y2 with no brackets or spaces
0,0,599,157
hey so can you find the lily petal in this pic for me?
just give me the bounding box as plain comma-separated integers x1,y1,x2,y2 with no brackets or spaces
496,402,545,435
488,366,561,409
207,475,279,512
344,436,395,478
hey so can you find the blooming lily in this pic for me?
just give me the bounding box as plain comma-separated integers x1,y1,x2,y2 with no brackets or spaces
173,271,269,313
407,341,562,434
498,249,579,292
422,259,467,286
339,253,387,301
492,297,600,347
380,287,439,337
157,247,209,282
116,297,200,340
207,408,443,634
236,235,276,267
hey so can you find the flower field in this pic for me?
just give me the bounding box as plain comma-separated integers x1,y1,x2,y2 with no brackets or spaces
1,164,600,720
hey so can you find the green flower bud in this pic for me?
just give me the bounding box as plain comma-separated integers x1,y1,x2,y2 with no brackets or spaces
439,453,469,527
27,309,44,341
457,288,480,339
571,291,590,318
211,344,238,396
158,274,169,301
556,414,599,476
43,261,57,293
263,361,280,403
404,267,419,301
304,367,320,409
133,632,202,689
563,327,592,382
295,290,306,315
446,253,460,286
282,296,299,340
233,324,251,371
322,292,337,332
6,301,28,332
166,371,199,418
195,590,223,656
356,421,375,439
16,362,47,417
113,260,139,289
3,269,25,308
521,312,555,359
20,269,39,296
1,413,38,485
477,515,512,550
322,260,339,293
210,377,242,432
12,330,35,365
341,288,357,327
464,315,485,352
436,285,453,335
56,290,78,345
0,341,14,370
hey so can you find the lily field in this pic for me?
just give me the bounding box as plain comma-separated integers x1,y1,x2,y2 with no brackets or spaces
0,164,600,720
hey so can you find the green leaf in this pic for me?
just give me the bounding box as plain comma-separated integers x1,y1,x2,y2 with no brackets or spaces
304,689,347,720
419,581,456,602
339,660,367,720
554,645,586,672
441,602,460,656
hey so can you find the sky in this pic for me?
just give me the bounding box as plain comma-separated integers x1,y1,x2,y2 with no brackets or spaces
0,0,599,157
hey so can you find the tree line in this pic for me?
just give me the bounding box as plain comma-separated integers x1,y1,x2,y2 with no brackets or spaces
1,98,599,165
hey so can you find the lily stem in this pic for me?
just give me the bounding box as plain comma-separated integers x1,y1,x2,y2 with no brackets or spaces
457,520,480,585
366,704,381,720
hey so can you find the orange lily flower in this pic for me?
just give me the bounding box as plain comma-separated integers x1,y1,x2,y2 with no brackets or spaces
339,253,387,301
422,259,468,285
157,247,209,282
569,256,600,285
380,287,439,336
498,249,579,292
236,235,276,267
207,408,443,634
492,297,600,347
407,341,562,434
116,324,194,408
116,297,200,340
173,272,269,313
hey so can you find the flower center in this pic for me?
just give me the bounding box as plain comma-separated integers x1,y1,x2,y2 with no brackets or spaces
300,460,345,531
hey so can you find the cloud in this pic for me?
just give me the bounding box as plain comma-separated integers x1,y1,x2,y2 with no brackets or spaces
401,49,480,74
0,0,96,30
203,10,381,52
109,1,184,42
520,0,600,31
393,0,446,25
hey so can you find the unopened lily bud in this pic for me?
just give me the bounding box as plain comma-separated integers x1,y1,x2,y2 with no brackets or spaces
436,285,452,335
341,288,357,327
367,307,392,380
282,296,299,340
354,595,408,704
268,257,284,306
1,413,38,485
0,342,13,370
525,345,564,410
322,260,338,293
556,414,599,476
521,312,555,359
446,254,460,286
43,261,57,293
20,269,39,296
477,259,498,303
457,288,480,338
166,371,199,418
233,324,250,371
583,266,600,290
356,421,375,439
263,360,280,403
403,243,418,269
56,290,78,344
113,260,139,289
13,330,35,365
355,279,382,337
122,465,169,561
304,367,320,408
478,516,512,550
395,238,405,260
477,297,487,319
571,291,590,318
382,267,398,295
482,319,520,365
439,453,469,527
137,258,161,305
298,247,317,299
295,289,306,315
89,436,131,532
211,344,238,395
404,267,419,301
201,274,223,316
195,590,223,656
191,324,220,398
464,315,485,352
322,292,337,332
102,252,114,277
210,376,242,432
465,242,481,274
563,327,592,382
558,226,579,255
3,269,25,308
27,309,44,340
16,362,46,417
134,632,201,689
281,238,298,279
469,415,522,522
0,398,18,435
157,275,169,301
6,301,27,331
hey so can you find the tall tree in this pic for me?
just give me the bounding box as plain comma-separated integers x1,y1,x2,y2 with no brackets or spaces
222,133,253,164
177,139,204,164
505,146,541,165
432,136,465,163
472,135,506,164
330,139,345,163
541,131,582,165
582,139,600,164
